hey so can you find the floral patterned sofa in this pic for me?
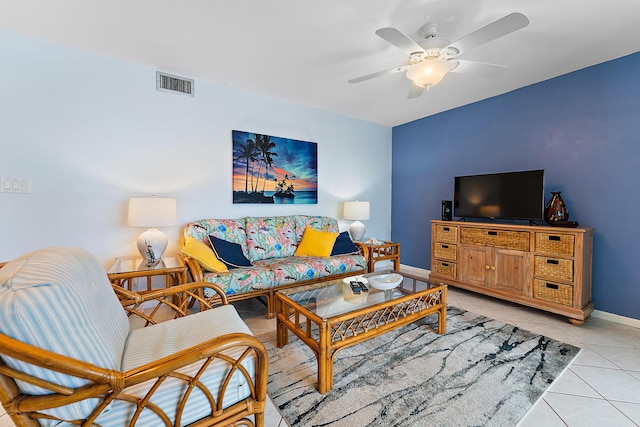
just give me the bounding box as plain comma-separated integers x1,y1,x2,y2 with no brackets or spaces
182,215,368,317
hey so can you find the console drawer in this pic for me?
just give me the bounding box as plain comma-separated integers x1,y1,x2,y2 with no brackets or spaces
460,227,529,251
534,279,573,306
534,256,574,282
435,225,457,243
432,260,456,278
535,232,575,256
434,243,456,261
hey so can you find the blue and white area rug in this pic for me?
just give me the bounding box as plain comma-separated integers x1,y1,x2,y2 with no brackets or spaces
264,307,579,427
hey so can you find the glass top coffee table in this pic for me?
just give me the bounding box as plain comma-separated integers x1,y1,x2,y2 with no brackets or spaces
275,270,447,394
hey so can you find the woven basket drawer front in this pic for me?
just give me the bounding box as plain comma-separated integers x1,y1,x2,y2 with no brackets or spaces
435,225,457,243
460,227,530,251
433,260,456,278
534,256,574,282
434,243,456,261
535,233,575,256
533,279,573,306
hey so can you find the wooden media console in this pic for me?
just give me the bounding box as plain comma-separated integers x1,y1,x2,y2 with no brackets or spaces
430,220,594,325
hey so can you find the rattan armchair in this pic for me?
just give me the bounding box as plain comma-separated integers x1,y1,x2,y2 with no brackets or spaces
0,247,268,427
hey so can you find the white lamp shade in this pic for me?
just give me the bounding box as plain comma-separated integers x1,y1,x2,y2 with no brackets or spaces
128,197,177,227
343,201,370,220
406,59,451,88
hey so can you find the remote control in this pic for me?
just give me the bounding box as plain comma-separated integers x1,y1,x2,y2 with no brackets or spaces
357,281,368,292
349,281,361,294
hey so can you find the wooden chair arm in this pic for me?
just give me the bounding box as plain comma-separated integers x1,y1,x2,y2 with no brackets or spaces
113,281,229,326
1,331,268,425
0,334,122,409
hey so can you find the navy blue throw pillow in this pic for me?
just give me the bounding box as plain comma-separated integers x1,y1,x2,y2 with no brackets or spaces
208,235,252,269
331,231,359,256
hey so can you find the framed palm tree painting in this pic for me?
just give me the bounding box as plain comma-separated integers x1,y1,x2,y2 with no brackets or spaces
232,130,318,204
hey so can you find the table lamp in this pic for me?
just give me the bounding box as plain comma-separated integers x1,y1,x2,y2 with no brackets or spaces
128,196,177,265
343,201,370,241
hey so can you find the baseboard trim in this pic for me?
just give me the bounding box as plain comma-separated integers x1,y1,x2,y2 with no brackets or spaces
591,310,640,328
400,264,640,329
399,264,430,276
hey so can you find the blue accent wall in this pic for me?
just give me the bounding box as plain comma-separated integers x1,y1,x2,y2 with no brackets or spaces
392,51,640,320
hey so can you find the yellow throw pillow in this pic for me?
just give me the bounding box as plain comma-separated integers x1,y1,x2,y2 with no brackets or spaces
181,238,228,272
294,227,339,257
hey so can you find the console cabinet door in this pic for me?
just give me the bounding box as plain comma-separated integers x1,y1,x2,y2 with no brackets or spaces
493,249,529,296
459,245,489,287
459,245,528,294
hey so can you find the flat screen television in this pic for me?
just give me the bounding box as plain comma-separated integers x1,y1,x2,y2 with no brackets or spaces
454,170,545,221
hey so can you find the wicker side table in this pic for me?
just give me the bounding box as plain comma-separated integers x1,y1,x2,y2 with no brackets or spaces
107,255,187,291
364,241,400,272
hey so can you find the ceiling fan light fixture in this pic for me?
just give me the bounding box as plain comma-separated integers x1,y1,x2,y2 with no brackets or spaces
406,58,450,88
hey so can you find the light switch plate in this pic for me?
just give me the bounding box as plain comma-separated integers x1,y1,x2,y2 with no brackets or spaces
0,177,10,192
0,177,32,193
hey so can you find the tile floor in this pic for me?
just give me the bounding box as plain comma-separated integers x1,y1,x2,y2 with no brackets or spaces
1,282,639,427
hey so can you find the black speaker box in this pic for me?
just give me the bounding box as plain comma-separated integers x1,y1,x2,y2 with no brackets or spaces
442,200,452,221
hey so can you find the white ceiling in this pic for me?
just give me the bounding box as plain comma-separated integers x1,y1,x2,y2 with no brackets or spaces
2,0,640,127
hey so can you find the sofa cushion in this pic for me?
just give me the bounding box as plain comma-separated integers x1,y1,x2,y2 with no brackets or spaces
0,247,130,422
294,215,339,243
245,216,297,261
184,218,249,258
331,231,360,256
93,305,256,426
202,266,276,295
181,238,228,272
262,254,367,285
209,236,252,268
294,227,339,257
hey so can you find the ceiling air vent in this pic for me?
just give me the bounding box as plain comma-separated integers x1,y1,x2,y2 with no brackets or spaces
156,71,194,97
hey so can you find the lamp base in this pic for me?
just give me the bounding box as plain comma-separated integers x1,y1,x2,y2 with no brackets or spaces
136,228,168,265
348,220,366,242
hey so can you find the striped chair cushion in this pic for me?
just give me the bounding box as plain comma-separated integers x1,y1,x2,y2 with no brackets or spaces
0,247,130,422
91,305,256,426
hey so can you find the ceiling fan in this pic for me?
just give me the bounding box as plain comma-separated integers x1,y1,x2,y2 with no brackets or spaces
348,12,530,98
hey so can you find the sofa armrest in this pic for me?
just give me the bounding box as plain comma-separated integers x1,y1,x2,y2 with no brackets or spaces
181,254,205,282
113,281,229,326
354,241,369,261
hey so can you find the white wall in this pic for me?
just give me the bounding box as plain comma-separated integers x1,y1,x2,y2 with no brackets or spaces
0,30,392,266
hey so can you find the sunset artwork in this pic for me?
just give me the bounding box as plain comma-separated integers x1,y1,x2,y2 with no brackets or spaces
232,130,318,204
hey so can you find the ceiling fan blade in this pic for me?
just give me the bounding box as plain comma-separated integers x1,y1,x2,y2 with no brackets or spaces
348,65,409,84
450,59,509,78
444,12,529,56
375,27,425,56
407,84,424,99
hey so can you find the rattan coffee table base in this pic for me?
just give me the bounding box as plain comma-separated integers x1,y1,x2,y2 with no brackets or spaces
275,274,447,394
